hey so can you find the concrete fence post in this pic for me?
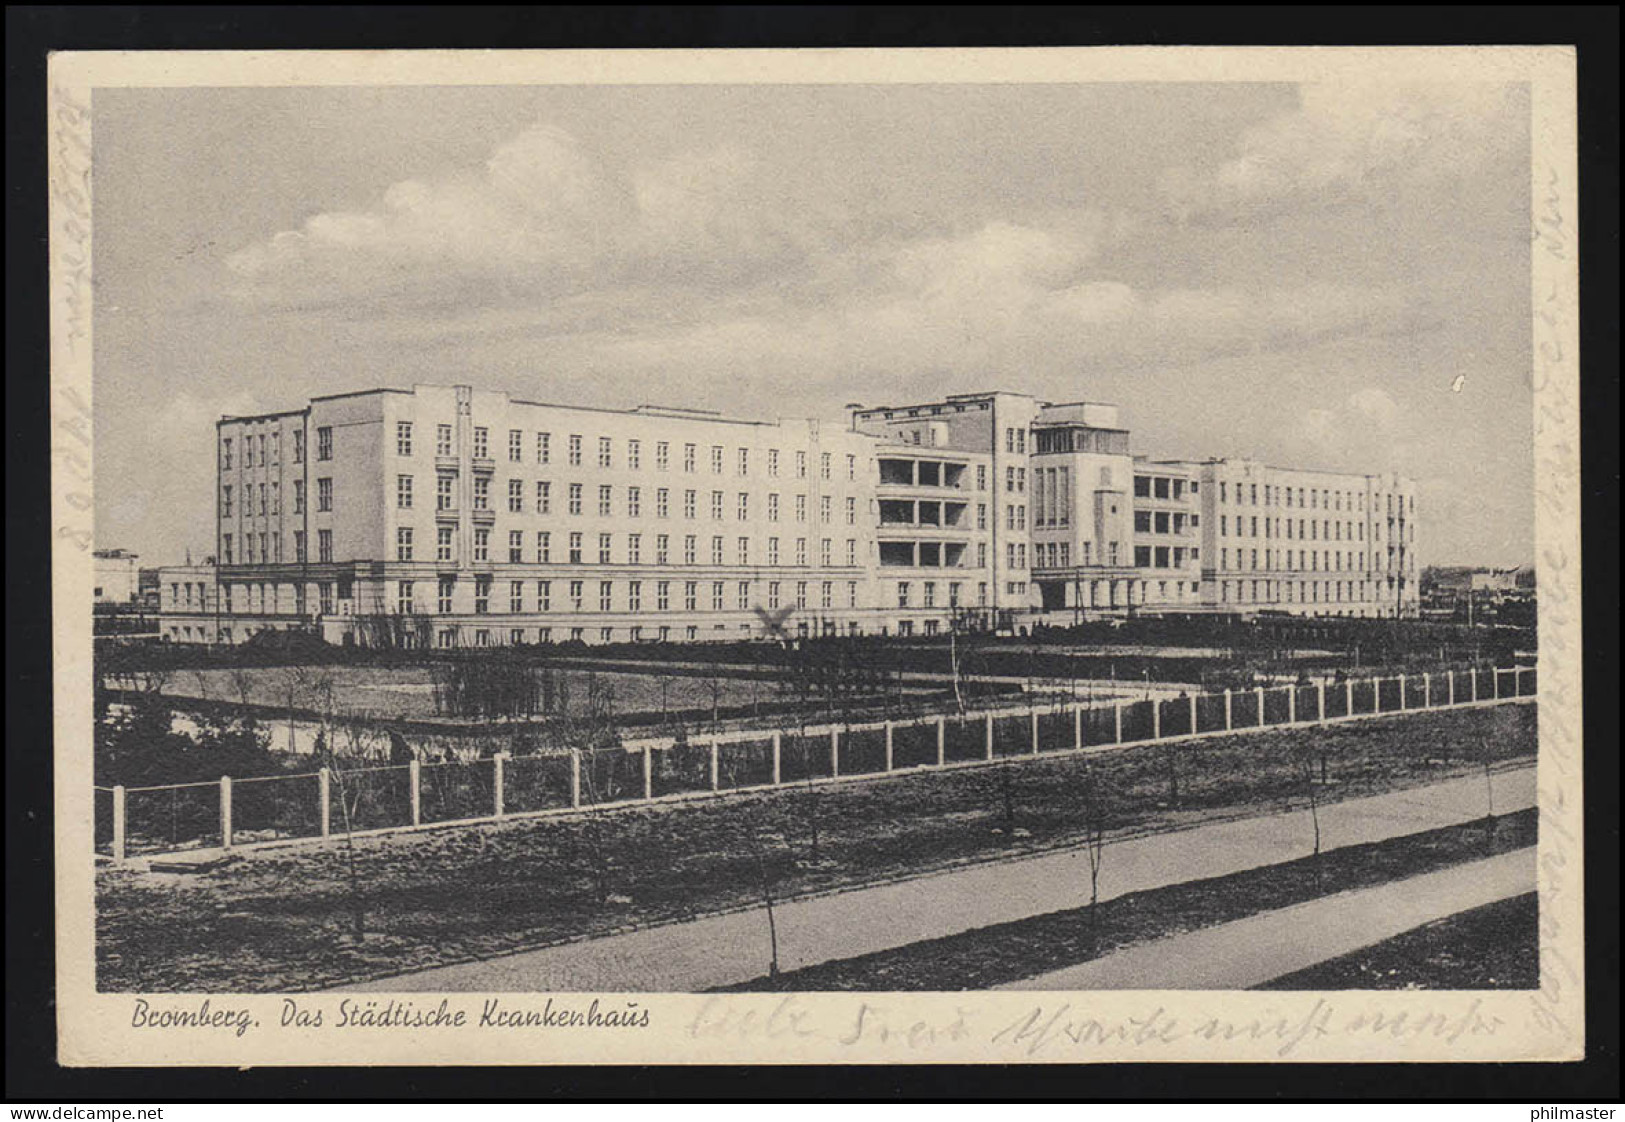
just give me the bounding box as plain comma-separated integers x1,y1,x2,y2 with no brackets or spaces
220,775,233,849
884,722,894,772
1074,704,1084,750
771,732,782,786
709,739,720,791
318,768,331,838
1398,673,1407,710
1224,689,1233,731
1493,668,1501,699
1369,678,1378,714
112,785,126,864
1190,693,1198,735
1317,682,1326,723
985,712,995,760
1470,666,1478,702
642,744,654,800
1345,679,1354,716
936,717,946,766
1423,672,1431,708
569,749,581,810
1255,687,1265,727
1031,709,1040,755
1448,669,1455,706
1515,666,1525,696
1151,698,1161,740
1114,702,1124,745
831,728,841,777
493,752,507,819
1288,687,1297,724
408,758,421,827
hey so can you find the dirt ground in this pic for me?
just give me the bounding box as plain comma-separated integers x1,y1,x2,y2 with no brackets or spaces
96,703,1535,993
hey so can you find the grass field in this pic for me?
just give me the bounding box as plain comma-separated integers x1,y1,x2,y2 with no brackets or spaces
142,664,803,721
96,703,1535,993
1260,892,1539,990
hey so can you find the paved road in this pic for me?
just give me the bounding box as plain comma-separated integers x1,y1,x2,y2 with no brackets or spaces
340,765,1534,993
999,847,1536,991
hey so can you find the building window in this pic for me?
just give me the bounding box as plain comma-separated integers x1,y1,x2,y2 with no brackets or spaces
655,441,669,471
711,445,724,475
820,581,833,609
795,451,807,479
474,577,490,614
684,490,697,519
437,576,456,614
626,439,641,471
737,492,749,521
820,452,832,480
395,421,413,457
270,481,281,515
820,538,832,566
599,484,613,517
599,581,613,611
768,493,780,522
433,424,452,457
737,448,749,476
820,495,831,523
795,494,807,523
397,527,414,561
684,535,697,565
537,531,551,563
684,581,697,611
537,431,550,464
737,536,750,565
317,427,332,461
221,485,233,517
629,580,642,611
683,443,696,473
317,477,333,512
711,536,724,565
768,537,780,566
768,581,781,609
509,429,523,463
318,529,333,563
846,539,857,566
438,526,454,563
568,434,582,466
437,475,454,511
396,475,414,509
738,581,752,610
628,533,641,564
508,479,523,513
711,491,724,520
795,538,807,566
768,449,780,477
598,436,612,469
568,483,583,515
846,497,856,525
474,528,490,562
847,454,856,481
897,581,910,608
221,438,233,470
473,476,490,510
537,580,551,610
510,580,524,613
627,486,641,518
599,533,612,564
655,534,669,565
657,581,670,611
536,480,551,514
508,530,523,563
795,582,808,609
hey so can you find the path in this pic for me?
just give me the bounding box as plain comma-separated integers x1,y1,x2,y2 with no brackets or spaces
339,765,1534,993
998,847,1535,991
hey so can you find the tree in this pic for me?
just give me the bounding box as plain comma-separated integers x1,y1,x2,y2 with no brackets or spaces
1076,761,1111,945
1290,742,1324,890
719,755,782,984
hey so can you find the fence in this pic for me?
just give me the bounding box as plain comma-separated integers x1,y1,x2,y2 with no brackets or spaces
95,663,1537,862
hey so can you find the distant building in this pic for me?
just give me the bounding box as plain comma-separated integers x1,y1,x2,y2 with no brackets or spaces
93,549,140,604
159,382,1421,645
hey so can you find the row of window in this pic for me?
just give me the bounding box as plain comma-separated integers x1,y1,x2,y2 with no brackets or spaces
221,426,329,472
413,576,864,615
222,478,326,518
412,477,861,524
221,530,331,565
1133,510,1196,535
1219,579,1401,604
1132,475,1195,501
395,527,863,569
1220,514,1366,543
399,420,859,481
1218,480,1414,517
1218,547,1410,573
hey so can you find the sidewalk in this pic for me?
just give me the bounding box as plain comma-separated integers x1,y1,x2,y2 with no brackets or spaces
998,847,1535,991
340,765,1534,993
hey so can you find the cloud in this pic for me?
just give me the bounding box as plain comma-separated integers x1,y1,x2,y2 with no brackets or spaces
1159,83,1525,224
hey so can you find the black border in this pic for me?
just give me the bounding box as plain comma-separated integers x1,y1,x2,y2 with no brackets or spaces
6,4,1618,1103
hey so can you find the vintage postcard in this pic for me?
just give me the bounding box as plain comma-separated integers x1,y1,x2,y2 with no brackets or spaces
50,46,1583,1066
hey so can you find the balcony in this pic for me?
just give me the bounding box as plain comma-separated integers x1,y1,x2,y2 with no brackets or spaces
470,507,496,524
470,457,496,474
435,455,460,472
434,505,460,522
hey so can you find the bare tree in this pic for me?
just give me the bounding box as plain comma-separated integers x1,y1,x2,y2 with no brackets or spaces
720,755,782,983
1077,761,1110,945
1291,743,1323,890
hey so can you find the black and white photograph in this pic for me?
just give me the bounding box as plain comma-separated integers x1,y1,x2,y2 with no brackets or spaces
46,45,1585,1067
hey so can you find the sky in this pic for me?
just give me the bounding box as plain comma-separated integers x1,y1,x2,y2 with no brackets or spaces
92,80,1534,568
